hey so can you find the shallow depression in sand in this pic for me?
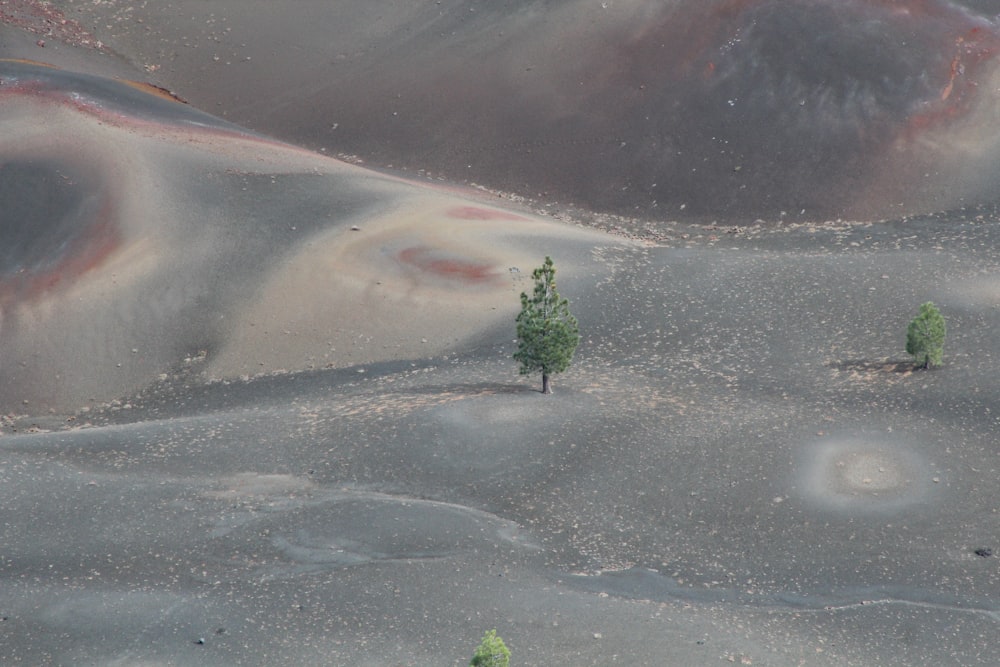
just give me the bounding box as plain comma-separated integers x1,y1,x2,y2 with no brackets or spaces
798,436,934,512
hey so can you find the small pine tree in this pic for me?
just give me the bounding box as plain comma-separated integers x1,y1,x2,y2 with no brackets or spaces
513,256,580,394
470,629,510,667
906,301,946,369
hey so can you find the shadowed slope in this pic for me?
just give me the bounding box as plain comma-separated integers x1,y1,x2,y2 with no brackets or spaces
54,0,1000,221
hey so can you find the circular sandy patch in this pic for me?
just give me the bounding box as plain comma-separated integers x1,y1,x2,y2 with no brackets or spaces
798,436,934,513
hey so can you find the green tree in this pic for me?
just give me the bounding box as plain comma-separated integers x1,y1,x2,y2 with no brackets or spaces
906,301,946,369
514,256,580,394
470,629,510,667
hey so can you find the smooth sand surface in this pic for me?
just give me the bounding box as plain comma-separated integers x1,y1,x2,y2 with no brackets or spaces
2,3,1000,666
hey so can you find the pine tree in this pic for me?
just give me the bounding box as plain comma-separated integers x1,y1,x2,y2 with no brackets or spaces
469,629,510,667
906,301,946,369
514,256,580,394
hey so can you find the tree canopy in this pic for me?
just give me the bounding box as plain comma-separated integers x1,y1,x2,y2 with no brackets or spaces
470,629,510,667
513,256,580,394
906,301,946,369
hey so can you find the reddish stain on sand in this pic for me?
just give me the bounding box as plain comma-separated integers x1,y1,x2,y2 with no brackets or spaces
119,79,190,105
0,194,122,307
0,61,268,148
900,26,1000,140
447,206,527,221
397,247,499,284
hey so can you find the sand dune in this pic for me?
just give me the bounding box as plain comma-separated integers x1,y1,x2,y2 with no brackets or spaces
0,60,622,413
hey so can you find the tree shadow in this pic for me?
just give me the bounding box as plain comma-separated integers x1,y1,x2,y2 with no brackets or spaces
829,358,917,374
401,382,534,396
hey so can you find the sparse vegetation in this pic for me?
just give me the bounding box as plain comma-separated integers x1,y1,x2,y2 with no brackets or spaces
906,301,946,369
514,256,580,394
470,629,510,667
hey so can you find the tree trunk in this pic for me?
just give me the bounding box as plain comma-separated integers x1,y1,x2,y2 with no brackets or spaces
541,373,551,394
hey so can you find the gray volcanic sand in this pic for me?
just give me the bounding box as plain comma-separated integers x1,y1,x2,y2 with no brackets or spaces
2,3,1000,667
4,211,1000,664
